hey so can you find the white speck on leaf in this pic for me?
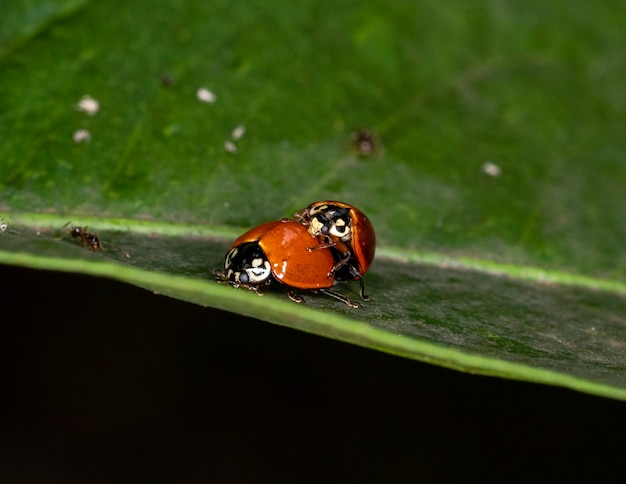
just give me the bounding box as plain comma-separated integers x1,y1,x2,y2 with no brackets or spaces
231,125,246,140
197,88,216,103
73,129,92,143
481,161,501,177
224,140,237,153
76,95,99,116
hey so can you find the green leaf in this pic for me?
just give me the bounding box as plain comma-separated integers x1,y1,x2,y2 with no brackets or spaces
2,0,626,400
0,0,89,59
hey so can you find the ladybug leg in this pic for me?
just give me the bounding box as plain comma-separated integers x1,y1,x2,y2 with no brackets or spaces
213,269,268,296
236,283,266,296
359,278,370,302
318,289,362,309
306,240,336,251
328,252,351,277
343,265,369,301
287,290,305,303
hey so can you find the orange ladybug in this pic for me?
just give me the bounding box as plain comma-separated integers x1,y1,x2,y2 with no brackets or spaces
214,219,361,308
294,201,375,301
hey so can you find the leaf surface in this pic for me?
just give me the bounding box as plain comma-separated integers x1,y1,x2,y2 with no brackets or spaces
2,0,626,400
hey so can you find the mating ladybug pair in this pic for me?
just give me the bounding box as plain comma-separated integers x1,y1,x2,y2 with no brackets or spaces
214,201,376,308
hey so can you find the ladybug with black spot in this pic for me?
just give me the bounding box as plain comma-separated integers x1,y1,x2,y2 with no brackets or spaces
214,219,361,308
294,201,375,301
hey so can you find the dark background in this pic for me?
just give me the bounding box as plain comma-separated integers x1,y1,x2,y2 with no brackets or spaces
1,264,624,483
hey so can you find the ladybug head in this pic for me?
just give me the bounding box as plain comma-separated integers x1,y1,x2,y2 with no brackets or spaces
307,204,352,242
223,242,272,286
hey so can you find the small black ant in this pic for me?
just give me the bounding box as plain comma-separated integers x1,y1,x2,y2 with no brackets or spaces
63,222,101,252
62,222,129,257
